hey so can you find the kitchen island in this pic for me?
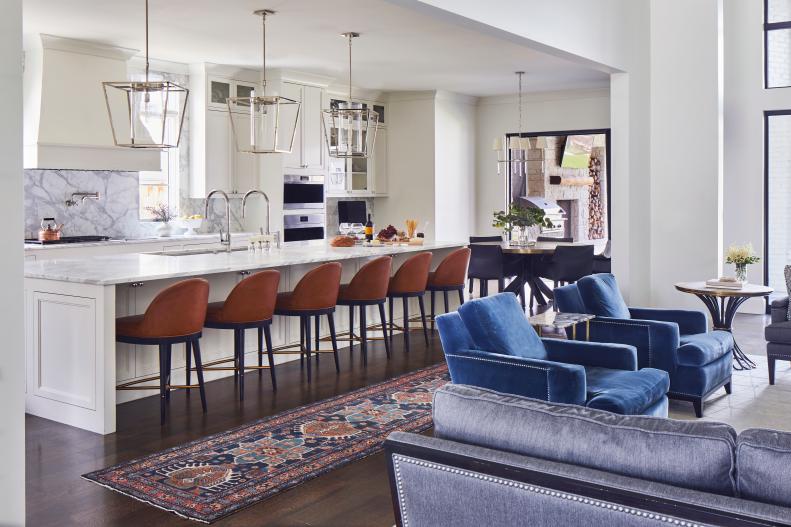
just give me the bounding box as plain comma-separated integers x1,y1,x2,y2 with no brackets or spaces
24,240,466,434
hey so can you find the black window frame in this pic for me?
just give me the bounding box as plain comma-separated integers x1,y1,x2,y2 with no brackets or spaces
764,0,791,89
763,110,791,313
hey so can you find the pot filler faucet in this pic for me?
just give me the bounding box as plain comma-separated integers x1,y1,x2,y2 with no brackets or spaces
65,191,100,207
242,189,280,249
204,189,232,252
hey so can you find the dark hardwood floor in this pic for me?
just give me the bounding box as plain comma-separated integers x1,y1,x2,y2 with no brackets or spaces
27,330,446,527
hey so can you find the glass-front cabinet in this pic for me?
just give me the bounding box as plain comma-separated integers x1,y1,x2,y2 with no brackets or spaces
326,128,387,197
207,76,261,112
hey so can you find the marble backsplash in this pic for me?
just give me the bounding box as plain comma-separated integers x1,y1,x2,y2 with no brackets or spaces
24,169,243,240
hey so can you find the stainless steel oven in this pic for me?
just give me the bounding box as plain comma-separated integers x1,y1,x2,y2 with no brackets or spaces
283,213,325,242
284,174,324,210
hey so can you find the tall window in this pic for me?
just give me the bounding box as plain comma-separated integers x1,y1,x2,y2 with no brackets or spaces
765,0,791,88
135,71,184,220
765,111,791,297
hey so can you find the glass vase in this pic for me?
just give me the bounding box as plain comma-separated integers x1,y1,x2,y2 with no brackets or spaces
735,264,747,283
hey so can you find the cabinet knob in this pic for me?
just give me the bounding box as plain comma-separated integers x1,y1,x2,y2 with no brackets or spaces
129,282,145,288
239,270,251,276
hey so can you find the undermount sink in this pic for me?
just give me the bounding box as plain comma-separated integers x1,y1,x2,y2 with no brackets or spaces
150,247,250,256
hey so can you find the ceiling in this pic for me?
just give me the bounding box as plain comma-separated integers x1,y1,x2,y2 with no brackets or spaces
23,0,610,97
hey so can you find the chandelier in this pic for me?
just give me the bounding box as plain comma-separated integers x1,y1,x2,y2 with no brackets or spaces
494,71,531,171
103,0,188,149
322,32,379,158
228,9,301,154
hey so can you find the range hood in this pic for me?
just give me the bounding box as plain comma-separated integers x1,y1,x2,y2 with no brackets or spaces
23,34,160,171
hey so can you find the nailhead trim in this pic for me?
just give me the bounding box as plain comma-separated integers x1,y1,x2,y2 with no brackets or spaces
392,454,703,527
590,320,652,367
445,353,551,401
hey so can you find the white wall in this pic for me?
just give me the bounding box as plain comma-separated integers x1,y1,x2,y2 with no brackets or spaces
0,0,25,524
724,0,791,313
435,91,477,241
474,88,611,236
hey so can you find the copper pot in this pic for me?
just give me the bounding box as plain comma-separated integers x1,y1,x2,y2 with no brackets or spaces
38,217,64,241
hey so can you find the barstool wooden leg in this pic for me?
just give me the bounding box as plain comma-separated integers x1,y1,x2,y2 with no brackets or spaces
304,316,312,382
299,317,305,367
192,338,207,413
165,344,172,402
458,288,465,306
468,278,473,294
430,290,436,330
237,329,245,401
402,297,410,352
314,316,320,362
349,305,355,353
443,291,450,315
158,344,167,425
360,306,368,366
327,312,340,373
388,297,394,342
418,295,429,345
185,341,192,394
257,327,263,377
378,303,390,358
264,324,276,390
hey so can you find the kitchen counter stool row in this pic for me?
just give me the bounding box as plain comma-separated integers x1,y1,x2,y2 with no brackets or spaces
114,248,471,424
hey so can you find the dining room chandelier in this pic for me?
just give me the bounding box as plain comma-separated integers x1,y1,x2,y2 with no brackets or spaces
103,0,188,149
494,71,530,170
322,32,379,159
227,9,301,154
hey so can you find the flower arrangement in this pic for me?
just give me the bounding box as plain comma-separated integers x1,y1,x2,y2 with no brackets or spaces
146,203,175,223
725,243,760,282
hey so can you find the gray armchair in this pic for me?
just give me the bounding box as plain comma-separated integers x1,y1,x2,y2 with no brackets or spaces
766,295,791,384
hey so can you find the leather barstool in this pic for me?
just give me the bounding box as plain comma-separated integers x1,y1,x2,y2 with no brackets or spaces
202,270,280,401
274,262,342,382
336,256,392,365
427,248,471,328
387,252,432,352
115,278,210,425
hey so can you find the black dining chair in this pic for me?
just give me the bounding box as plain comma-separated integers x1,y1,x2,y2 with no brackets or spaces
537,236,573,243
536,244,595,290
468,237,526,306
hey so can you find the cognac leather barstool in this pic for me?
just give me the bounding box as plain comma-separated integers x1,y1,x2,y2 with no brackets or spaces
274,262,342,382
336,256,392,365
427,248,471,328
202,270,280,401
115,278,210,425
387,252,432,352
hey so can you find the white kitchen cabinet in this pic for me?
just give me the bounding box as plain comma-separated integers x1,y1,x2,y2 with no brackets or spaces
372,128,388,196
324,127,388,197
283,82,325,174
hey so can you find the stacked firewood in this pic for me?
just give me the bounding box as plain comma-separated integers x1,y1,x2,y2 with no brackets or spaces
588,154,605,239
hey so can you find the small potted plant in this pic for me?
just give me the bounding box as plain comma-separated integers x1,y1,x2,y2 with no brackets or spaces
146,203,176,237
725,243,760,283
492,204,553,245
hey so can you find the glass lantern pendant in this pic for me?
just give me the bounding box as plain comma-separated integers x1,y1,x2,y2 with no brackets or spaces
322,33,379,159
228,10,300,154
494,71,529,172
103,0,188,149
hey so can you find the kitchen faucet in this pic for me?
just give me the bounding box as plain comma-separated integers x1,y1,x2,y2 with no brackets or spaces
65,191,100,207
242,189,280,249
204,189,233,252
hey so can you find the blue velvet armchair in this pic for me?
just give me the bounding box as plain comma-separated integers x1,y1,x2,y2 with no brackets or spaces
554,273,734,417
436,293,670,416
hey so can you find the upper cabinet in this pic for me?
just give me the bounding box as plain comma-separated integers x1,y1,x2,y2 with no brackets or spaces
282,82,325,174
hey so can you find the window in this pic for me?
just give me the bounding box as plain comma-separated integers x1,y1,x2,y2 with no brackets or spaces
765,111,791,300
765,0,791,88
136,72,184,220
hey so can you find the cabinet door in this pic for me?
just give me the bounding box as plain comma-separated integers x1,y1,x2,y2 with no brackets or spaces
281,82,303,171
301,85,324,171
208,77,232,111
205,110,232,193
232,113,259,193
372,128,387,195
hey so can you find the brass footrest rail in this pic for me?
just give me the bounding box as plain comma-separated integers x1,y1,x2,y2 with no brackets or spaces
199,356,271,372
270,343,337,355
116,374,203,391
320,328,388,343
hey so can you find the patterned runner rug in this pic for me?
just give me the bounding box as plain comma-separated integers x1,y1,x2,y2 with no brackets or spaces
83,363,449,523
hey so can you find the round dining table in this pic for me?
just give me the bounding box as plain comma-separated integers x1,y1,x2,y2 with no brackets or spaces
675,281,773,371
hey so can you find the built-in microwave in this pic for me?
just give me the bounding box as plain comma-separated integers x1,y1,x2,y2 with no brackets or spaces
284,174,324,210
283,213,325,242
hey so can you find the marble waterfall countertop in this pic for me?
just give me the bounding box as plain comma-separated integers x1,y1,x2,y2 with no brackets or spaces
24,240,466,286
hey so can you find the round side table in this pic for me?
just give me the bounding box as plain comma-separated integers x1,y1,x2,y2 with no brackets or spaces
675,282,772,371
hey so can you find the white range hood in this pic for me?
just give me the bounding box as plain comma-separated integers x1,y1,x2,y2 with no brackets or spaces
23,34,160,171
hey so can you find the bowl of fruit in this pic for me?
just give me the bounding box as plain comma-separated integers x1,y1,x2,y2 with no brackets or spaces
181,215,203,235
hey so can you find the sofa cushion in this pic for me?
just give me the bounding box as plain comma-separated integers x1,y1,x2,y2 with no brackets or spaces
458,293,547,360
433,384,737,496
737,428,791,508
584,367,669,415
677,331,734,366
576,273,631,319
765,320,791,344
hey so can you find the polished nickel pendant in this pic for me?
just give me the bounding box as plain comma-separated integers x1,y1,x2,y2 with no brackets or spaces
103,0,188,149
227,9,300,154
322,32,378,159
494,71,530,173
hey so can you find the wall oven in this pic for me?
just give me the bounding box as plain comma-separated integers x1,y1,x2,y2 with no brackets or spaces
284,174,324,210
283,213,325,242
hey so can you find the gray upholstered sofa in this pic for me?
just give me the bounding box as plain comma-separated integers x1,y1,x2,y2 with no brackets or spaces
385,384,791,527
767,296,790,384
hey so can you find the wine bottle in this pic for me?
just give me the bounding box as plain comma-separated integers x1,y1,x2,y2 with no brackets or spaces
365,214,374,242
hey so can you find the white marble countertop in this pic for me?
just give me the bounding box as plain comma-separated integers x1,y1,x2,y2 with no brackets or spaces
23,232,255,251
24,240,466,285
